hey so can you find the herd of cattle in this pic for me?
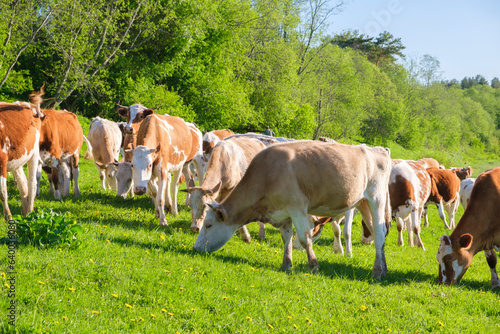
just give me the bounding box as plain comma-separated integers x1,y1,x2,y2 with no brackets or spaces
1,88,500,289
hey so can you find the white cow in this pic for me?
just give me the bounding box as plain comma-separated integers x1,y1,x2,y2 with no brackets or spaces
459,178,476,210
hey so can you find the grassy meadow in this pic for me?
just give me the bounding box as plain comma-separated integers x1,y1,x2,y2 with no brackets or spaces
1,153,500,333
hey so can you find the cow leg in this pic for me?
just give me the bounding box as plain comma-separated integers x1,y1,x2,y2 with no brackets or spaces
436,199,450,229
258,222,266,240
485,250,500,289
363,195,388,280
36,162,42,197
98,166,107,190
59,159,71,197
156,171,169,226
25,149,39,215
279,220,294,271
0,156,12,220
343,208,354,258
446,197,460,229
237,226,251,243
290,208,319,273
12,167,29,216
396,216,405,246
50,157,61,200
182,163,193,205
169,170,182,216
406,216,414,247
147,180,159,217
411,208,425,251
423,204,429,227
71,155,80,197
331,218,344,255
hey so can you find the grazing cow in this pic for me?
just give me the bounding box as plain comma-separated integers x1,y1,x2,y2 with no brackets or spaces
127,114,194,225
37,107,85,199
0,93,43,220
193,141,392,279
436,167,500,289
389,160,431,250
450,166,473,180
424,167,461,229
87,117,122,191
459,178,476,210
182,122,203,196
184,136,267,241
197,129,235,182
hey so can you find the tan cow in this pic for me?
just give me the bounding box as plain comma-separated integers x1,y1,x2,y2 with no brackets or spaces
127,114,194,225
118,104,155,162
418,158,444,169
436,167,500,289
424,167,461,229
193,141,392,279
197,129,235,182
0,91,43,220
37,108,85,199
87,117,122,191
389,160,431,250
183,136,267,241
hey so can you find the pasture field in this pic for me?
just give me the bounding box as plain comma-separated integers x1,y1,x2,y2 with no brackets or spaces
1,157,500,334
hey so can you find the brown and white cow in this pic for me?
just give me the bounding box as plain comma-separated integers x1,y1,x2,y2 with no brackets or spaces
418,157,444,169
193,141,392,279
118,104,155,162
37,108,85,199
87,117,122,191
183,136,267,241
389,160,431,250
424,167,461,229
436,167,500,289
459,178,476,210
127,114,194,225
450,166,473,180
0,94,43,220
196,129,235,182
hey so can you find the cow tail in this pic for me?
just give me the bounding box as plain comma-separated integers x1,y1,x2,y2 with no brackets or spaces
384,188,392,235
82,134,93,160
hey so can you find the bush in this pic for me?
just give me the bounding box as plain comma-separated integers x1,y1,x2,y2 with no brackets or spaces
8,209,84,248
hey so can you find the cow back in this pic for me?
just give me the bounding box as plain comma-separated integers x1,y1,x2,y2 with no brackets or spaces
40,109,83,156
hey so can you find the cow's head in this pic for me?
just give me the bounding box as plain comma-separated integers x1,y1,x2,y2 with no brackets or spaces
95,161,119,191
128,144,160,196
114,161,133,198
436,234,473,285
193,201,239,252
117,104,155,135
182,181,222,233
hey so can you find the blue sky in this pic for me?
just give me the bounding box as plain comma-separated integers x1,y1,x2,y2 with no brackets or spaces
326,0,500,82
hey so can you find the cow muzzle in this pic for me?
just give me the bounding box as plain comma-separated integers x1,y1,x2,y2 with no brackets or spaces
191,225,200,233
134,186,147,196
124,126,134,135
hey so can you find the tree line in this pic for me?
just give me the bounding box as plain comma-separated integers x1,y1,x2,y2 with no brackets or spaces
1,0,499,165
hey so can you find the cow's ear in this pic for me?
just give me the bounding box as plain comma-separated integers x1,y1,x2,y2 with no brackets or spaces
459,233,473,249
144,108,154,116
117,105,129,118
95,162,106,169
113,159,119,166
207,203,225,222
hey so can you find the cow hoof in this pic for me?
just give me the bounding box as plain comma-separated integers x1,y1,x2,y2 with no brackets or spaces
159,219,168,226
491,279,500,290
279,264,291,272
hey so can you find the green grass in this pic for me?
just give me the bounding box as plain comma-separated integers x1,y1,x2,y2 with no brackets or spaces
1,157,500,333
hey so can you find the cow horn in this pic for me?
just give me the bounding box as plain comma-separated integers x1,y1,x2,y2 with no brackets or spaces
117,104,129,109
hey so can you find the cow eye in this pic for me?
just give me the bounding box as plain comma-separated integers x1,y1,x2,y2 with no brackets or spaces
206,223,212,229
131,164,134,168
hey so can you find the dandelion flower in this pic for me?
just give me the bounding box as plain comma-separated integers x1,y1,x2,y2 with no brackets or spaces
139,317,144,321
360,305,367,311
439,322,444,327
293,324,298,329
151,314,156,318
222,296,227,300
125,303,133,308
146,250,150,254
246,316,252,321
111,294,118,298
68,288,76,291
62,316,68,321
161,309,168,313
38,281,45,285
180,287,184,290
92,311,100,315
165,270,170,273
5,283,10,289
160,235,165,240
168,312,174,316
55,321,60,324
130,319,136,322
287,315,293,319
268,324,274,329
183,270,189,273
1,272,5,279
89,259,94,263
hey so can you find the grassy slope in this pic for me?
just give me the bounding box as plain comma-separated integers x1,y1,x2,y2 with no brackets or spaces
1,150,500,333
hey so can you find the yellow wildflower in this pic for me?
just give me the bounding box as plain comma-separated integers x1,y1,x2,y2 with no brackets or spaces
360,305,367,311
246,316,252,321
111,294,118,298
62,316,68,321
160,235,165,240
125,304,133,308
222,296,227,300
92,311,100,315
68,288,76,291
151,314,156,318
4,283,10,289
293,324,298,329
268,324,274,329
38,281,45,285
161,309,168,313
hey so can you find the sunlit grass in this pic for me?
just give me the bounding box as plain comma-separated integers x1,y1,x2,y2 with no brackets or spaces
1,158,500,333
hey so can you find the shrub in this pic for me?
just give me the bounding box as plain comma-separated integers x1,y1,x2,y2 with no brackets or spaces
8,209,84,248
